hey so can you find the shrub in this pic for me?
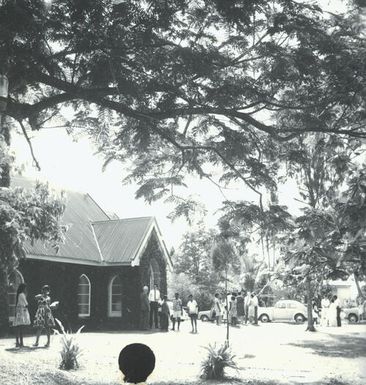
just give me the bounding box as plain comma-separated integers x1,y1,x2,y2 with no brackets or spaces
53,318,84,370
201,343,237,380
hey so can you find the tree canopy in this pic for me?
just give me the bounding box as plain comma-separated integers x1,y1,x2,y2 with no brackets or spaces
0,0,365,205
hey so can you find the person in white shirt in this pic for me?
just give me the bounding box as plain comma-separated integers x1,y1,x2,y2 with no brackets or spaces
148,284,160,329
320,297,330,326
187,294,199,333
244,292,251,324
251,293,259,325
213,293,222,325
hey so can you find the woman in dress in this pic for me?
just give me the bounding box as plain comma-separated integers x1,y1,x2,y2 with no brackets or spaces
320,296,330,326
229,295,238,326
13,283,31,348
33,285,55,347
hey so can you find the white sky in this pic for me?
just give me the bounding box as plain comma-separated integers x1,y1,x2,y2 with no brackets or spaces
11,126,302,252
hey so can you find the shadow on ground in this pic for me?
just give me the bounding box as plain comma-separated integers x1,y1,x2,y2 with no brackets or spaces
287,334,366,358
5,346,49,354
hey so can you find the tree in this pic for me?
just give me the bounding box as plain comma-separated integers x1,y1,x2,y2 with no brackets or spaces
173,225,218,286
0,180,66,334
332,169,366,297
284,167,366,330
212,238,239,345
0,0,365,211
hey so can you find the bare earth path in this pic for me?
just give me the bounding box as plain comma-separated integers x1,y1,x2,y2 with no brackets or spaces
0,322,365,385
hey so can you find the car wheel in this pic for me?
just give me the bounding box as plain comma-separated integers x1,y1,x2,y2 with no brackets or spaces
294,313,306,323
348,313,358,323
259,314,270,323
200,315,209,322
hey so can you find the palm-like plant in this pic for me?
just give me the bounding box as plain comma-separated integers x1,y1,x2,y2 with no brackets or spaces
54,318,84,370
201,343,237,380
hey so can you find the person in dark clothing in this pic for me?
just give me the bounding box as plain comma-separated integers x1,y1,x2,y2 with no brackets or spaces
160,295,170,332
334,295,342,327
236,291,245,324
140,286,150,330
119,343,155,384
149,284,160,329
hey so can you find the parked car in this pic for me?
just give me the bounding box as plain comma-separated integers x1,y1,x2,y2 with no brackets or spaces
258,300,307,323
341,307,361,323
198,309,215,322
198,309,230,322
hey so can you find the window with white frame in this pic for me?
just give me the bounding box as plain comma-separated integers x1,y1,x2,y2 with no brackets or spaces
109,275,122,317
78,274,91,317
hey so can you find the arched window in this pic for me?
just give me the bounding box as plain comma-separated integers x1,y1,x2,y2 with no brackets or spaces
149,259,161,291
109,275,122,317
78,274,91,317
7,270,24,323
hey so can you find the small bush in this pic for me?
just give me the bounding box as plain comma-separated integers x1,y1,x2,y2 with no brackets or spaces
54,318,84,370
201,343,237,380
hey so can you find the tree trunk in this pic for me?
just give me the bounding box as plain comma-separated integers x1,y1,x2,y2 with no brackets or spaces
0,268,9,336
225,269,229,346
305,277,315,332
354,272,365,299
0,113,11,335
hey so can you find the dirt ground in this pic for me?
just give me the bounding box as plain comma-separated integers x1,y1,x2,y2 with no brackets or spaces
0,321,365,385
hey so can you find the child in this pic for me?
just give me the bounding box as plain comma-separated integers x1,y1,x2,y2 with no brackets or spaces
13,283,31,348
118,343,155,384
160,295,170,332
187,294,199,333
33,284,55,347
172,293,183,331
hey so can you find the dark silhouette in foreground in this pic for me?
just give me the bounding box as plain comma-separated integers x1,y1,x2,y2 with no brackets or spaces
119,343,156,384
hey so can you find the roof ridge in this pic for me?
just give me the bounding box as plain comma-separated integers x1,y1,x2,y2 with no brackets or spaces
92,216,154,225
90,223,105,263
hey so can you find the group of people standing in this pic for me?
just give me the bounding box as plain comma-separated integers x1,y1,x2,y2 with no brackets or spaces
12,283,56,348
318,295,342,327
213,290,259,326
140,285,199,333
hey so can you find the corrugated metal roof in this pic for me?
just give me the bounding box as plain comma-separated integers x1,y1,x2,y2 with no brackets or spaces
11,177,163,266
92,217,154,264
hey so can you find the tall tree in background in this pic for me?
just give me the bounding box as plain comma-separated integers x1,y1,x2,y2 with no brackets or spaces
282,132,364,330
173,225,217,286
171,224,221,309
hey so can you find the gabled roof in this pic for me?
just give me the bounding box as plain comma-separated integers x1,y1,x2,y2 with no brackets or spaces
92,217,154,264
12,177,171,268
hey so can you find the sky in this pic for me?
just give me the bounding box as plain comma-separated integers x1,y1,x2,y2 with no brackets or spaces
11,125,303,253
10,0,348,253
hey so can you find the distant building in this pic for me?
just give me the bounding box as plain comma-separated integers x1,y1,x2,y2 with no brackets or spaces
327,277,364,305
7,178,172,330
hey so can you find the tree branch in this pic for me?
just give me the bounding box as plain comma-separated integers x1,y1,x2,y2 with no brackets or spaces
18,120,41,171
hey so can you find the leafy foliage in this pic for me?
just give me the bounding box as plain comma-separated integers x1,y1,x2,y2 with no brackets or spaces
54,318,84,371
171,225,222,309
201,343,237,380
173,225,218,284
0,182,66,274
1,0,365,208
